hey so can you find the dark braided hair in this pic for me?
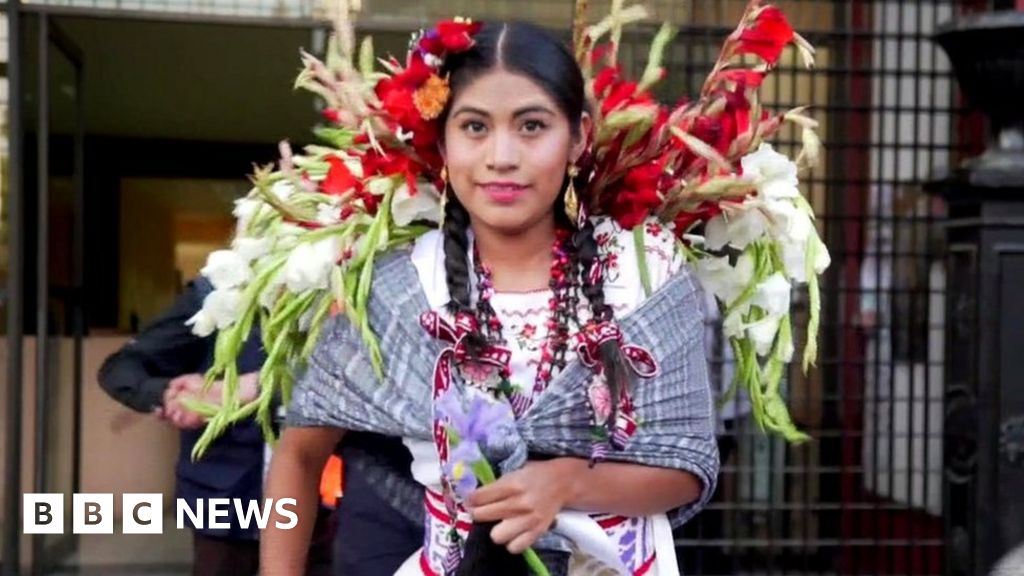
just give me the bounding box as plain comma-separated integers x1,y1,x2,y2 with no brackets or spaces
573,215,633,433
438,20,633,574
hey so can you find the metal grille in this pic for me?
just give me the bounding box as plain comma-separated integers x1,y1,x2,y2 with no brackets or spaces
629,1,984,574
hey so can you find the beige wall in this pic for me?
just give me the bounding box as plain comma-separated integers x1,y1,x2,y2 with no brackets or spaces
0,336,179,569
118,177,242,330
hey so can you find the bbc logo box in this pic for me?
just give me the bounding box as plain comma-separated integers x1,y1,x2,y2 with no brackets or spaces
23,494,163,534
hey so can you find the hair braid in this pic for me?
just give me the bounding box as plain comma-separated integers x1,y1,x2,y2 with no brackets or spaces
441,194,487,353
574,218,634,431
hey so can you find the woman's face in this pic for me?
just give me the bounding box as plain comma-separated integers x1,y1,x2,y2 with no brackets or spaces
442,69,587,236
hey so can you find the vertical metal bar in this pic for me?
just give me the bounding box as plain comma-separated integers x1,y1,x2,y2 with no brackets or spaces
869,3,886,574
923,2,942,573
906,3,925,572
802,4,820,567
71,33,85,500
32,13,49,576
886,4,905,574
2,0,25,573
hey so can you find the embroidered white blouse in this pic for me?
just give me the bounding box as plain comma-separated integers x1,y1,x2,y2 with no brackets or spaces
396,217,687,576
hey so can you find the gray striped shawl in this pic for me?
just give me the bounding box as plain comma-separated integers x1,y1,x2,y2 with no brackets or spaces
288,247,719,528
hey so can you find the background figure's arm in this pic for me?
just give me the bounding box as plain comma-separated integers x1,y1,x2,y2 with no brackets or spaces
261,426,345,576
97,280,210,412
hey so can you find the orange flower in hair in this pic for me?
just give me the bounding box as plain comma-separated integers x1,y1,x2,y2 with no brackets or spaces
413,74,451,120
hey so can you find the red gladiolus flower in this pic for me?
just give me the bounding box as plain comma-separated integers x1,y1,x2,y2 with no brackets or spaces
716,69,768,89
322,157,360,197
358,190,380,215
673,201,724,236
378,53,434,94
736,6,795,65
593,67,620,98
607,161,665,229
322,108,342,124
591,43,612,66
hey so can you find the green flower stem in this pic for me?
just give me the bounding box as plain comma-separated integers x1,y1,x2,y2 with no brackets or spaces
803,236,821,372
352,186,394,378
522,550,552,576
633,225,652,298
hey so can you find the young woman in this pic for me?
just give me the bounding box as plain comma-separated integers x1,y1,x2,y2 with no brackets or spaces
261,22,719,576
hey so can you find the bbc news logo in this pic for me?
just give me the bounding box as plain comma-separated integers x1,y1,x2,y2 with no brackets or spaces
23,494,298,534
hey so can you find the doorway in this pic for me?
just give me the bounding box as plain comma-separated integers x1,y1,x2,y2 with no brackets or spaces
2,10,351,574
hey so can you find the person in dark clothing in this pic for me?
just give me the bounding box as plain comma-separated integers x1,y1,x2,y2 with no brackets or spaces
331,434,425,575
99,275,425,576
99,276,269,576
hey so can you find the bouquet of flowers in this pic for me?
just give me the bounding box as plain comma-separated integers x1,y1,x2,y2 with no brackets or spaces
187,0,830,456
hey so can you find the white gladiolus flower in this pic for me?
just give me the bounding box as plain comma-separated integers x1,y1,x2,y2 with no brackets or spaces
271,180,295,201
284,237,340,293
693,252,755,307
765,199,812,243
273,223,307,251
392,182,442,226
745,315,781,357
201,250,252,290
185,308,216,337
781,234,831,283
741,143,799,198
752,272,792,317
723,310,745,339
704,208,769,251
259,275,284,310
316,202,343,226
232,237,272,263
186,288,243,336
233,197,262,235
813,236,832,274
205,289,243,329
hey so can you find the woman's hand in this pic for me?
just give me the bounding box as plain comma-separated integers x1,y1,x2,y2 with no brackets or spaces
466,459,576,554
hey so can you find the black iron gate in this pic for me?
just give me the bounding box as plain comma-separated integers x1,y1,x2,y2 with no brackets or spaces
616,1,986,574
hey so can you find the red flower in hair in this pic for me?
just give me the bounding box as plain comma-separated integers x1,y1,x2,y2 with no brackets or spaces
736,6,795,65
375,85,426,132
417,19,482,56
377,53,433,94
439,20,483,52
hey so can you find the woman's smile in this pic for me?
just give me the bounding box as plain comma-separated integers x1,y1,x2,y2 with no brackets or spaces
478,181,530,204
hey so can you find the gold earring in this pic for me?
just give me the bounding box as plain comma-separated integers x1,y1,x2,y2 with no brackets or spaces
439,166,448,227
564,164,580,226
